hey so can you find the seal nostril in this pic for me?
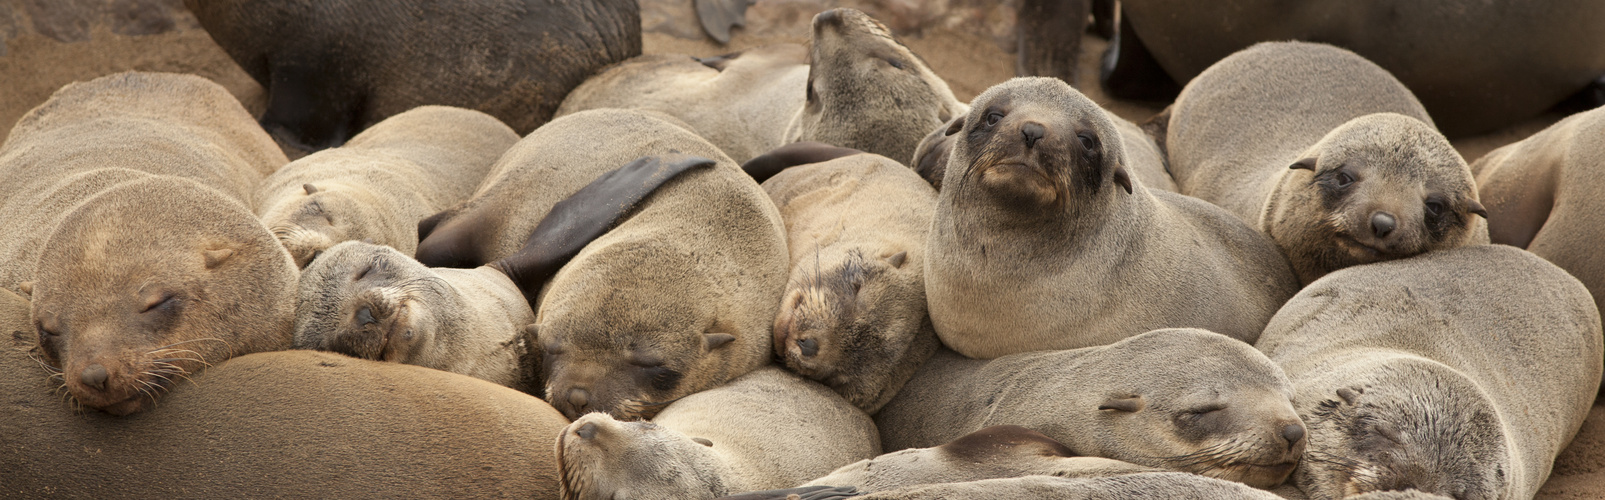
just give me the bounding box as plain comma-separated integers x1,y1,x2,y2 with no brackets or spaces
1371,212,1397,238
81,364,109,391
356,307,377,326
1021,122,1046,148
797,338,819,357
569,388,590,409
1282,423,1306,445
575,422,597,439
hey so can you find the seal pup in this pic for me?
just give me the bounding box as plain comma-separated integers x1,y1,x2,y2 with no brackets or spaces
875,328,1307,489
4,288,570,500
1164,42,1487,284
186,0,640,153
556,8,967,164
1255,245,1603,500
255,106,518,267
760,153,939,413
723,474,1286,500
1471,106,1605,318
911,114,1173,193
925,77,1297,358
0,72,294,415
556,367,880,500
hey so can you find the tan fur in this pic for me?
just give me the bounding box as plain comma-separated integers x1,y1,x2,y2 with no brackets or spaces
0,72,294,415
910,115,1173,193
2,282,567,498
1165,41,1486,284
1255,245,1602,500
294,241,535,390
556,367,879,499
803,426,1158,492
255,106,517,267
926,77,1298,358
457,110,785,420
848,473,1285,499
875,329,1306,489
556,9,965,165
760,154,938,413
0,71,286,290
1472,106,1605,321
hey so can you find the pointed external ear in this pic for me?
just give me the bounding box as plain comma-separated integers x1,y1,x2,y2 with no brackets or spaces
1112,167,1133,194
203,249,235,269
303,183,319,195
884,251,908,269
1097,396,1144,412
944,116,965,136
1336,387,1363,405
18,281,33,296
416,210,452,242
1289,157,1318,171
705,333,736,350
1467,199,1489,219
692,437,714,447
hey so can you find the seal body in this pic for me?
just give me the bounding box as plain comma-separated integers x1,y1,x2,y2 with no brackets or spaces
760,153,938,414
255,106,518,267
557,367,880,499
1472,106,1605,320
875,329,1307,489
795,473,1285,500
1166,42,1487,284
1255,245,1603,500
926,77,1297,358
0,72,294,416
1118,0,1605,136
294,241,534,390
186,0,640,152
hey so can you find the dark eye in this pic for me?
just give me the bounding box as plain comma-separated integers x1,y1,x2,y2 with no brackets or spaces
1335,172,1355,188
1425,200,1444,217
1185,404,1226,416
886,58,907,70
645,366,683,392
984,111,1003,127
1077,133,1097,151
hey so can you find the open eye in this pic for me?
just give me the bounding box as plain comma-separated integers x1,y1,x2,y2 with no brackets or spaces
1425,200,1444,217
1077,133,1098,151
984,111,1003,127
1335,171,1356,188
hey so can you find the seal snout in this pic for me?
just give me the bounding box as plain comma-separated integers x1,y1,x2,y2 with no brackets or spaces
1281,422,1306,449
1370,211,1397,238
329,293,406,361
1021,122,1046,149
80,363,109,391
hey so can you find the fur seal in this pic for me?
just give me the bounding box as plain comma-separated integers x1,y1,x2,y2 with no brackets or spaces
4,286,569,499
1165,42,1487,284
556,8,967,164
911,114,1174,193
0,72,294,416
925,77,1297,358
1255,245,1603,500
759,153,939,413
255,105,518,267
875,328,1308,489
556,367,880,499
1471,106,1605,319
724,473,1286,500
1114,0,1605,136
186,0,640,153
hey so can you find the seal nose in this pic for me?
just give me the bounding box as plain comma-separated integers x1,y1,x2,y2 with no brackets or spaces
1371,212,1397,238
575,422,597,440
80,364,109,391
568,388,591,411
356,306,378,326
1282,423,1306,446
1021,122,1046,148
796,338,820,357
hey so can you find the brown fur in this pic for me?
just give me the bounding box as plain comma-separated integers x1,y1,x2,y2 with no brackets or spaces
1256,245,1602,500
2,284,568,498
1472,106,1605,321
1165,42,1486,284
926,77,1297,358
876,329,1307,489
849,473,1285,499
910,115,1171,193
760,154,939,414
256,106,517,267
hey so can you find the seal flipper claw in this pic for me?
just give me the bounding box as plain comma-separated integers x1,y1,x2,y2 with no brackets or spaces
490,155,717,301
716,485,862,500
694,0,754,44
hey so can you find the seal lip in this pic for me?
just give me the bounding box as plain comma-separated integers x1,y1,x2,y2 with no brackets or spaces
1334,233,1392,260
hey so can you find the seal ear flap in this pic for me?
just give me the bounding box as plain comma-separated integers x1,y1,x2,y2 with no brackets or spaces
884,251,908,269
1289,157,1318,171
1097,395,1144,412
943,116,965,136
303,183,319,195
1467,199,1489,219
416,209,453,242
691,437,715,447
705,333,737,350
203,249,236,269
17,281,33,296
1113,167,1133,194
1336,387,1363,405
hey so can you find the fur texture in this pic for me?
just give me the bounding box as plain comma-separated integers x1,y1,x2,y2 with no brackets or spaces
926,77,1297,358
802,426,1157,492
847,473,1284,499
910,114,1172,193
1255,245,1602,500
760,154,939,414
875,328,1307,489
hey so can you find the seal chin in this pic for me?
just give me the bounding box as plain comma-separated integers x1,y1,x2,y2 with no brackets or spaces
1334,234,1394,262
1223,460,1299,489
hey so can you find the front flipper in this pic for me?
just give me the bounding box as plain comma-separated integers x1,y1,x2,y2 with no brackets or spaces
695,0,754,44
742,142,863,183
717,486,861,500
489,154,717,301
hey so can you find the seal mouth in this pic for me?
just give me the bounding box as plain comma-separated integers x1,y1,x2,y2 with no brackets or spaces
1334,234,1394,261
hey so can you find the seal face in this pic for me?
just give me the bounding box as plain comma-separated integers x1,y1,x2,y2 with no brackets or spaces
30,178,297,416
558,414,734,500
263,182,393,268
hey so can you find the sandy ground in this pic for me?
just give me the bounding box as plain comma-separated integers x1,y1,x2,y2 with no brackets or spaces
0,0,1599,496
